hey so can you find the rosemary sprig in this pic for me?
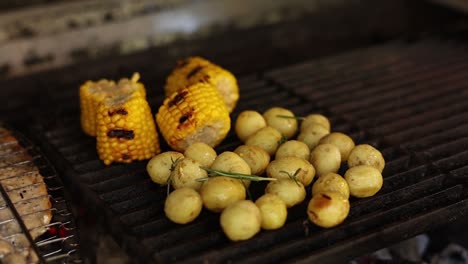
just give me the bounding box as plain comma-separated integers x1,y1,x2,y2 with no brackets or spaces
166,157,182,196
276,114,305,121
280,168,302,186
196,167,277,182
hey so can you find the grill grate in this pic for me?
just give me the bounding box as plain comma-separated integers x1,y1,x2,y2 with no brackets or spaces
7,39,468,263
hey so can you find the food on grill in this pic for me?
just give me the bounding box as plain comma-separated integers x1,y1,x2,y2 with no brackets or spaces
266,157,315,187
235,110,267,142
318,132,355,161
147,151,185,185
183,142,217,167
156,82,231,152
220,200,261,241
96,89,160,165
0,129,52,263
275,140,310,160
265,179,306,208
210,152,251,187
170,158,207,191
307,192,350,228
347,144,385,172
200,176,246,213
164,187,203,224
80,73,146,136
300,114,331,132
312,172,350,199
165,56,239,113
255,193,287,230
344,165,383,198
297,125,330,151
245,126,282,156
310,143,342,177
263,107,298,139
233,145,270,175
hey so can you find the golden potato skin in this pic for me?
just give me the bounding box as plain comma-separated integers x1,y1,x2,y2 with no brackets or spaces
275,140,310,160
265,179,306,208
266,157,315,187
220,200,261,241
211,151,252,187
235,110,267,142
344,165,383,198
234,145,270,175
184,142,217,167
307,192,350,228
301,114,331,132
245,126,282,156
171,158,207,191
312,172,350,199
263,107,298,139
165,188,203,224
255,193,287,230
297,125,330,151
318,132,355,161
146,151,184,185
200,176,246,212
347,144,385,172
310,143,341,177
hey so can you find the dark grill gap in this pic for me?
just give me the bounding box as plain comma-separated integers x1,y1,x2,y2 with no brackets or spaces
8,40,468,263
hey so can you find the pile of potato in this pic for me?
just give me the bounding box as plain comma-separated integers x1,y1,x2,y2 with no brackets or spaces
146,107,385,241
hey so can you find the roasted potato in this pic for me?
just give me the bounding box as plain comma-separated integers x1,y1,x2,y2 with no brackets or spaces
301,114,331,132
344,165,383,198
245,126,282,156
184,142,217,167
210,151,252,187
146,151,184,185
235,110,267,142
265,179,306,208
255,193,287,230
220,200,261,241
234,145,270,175
297,125,330,151
318,132,355,161
310,143,341,177
307,192,350,228
200,176,246,212
275,140,310,160
165,187,203,224
263,107,298,139
171,158,207,191
312,172,350,199
347,144,385,172
266,156,315,187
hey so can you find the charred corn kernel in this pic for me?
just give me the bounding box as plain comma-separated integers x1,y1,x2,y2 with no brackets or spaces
96,93,160,165
156,82,230,152
165,56,239,113
80,73,145,136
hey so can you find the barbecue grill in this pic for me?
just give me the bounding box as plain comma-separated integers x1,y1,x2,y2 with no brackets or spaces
1,0,468,263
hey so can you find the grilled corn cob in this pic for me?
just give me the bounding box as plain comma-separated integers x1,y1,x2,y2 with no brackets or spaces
156,82,230,152
80,73,146,136
165,56,239,113
96,92,160,165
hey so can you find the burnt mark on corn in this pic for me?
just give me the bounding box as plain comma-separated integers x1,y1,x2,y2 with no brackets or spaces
177,109,195,129
107,129,135,139
200,75,210,83
175,59,188,69
187,66,204,79
169,90,188,107
122,154,130,160
108,108,128,116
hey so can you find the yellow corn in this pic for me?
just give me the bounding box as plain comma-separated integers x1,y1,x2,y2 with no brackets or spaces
80,73,145,136
165,56,239,113
96,92,160,165
156,82,231,152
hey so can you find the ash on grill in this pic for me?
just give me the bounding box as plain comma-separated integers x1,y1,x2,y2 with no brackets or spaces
0,126,80,263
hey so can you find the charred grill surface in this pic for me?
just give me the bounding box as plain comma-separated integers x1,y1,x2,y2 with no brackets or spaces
1,39,468,263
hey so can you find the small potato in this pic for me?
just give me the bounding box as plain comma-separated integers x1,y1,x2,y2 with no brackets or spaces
255,193,287,230
245,126,282,156
171,158,207,191
165,187,203,224
235,110,267,142
200,176,246,212
318,132,355,161
220,200,261,241
265,179,306,208
297,125,330,150
307,192,350,228
344,165,383,198
211,151,252,187
266,157,315,187
146,151,184,185
184,142,217,167
312,172,350,199
310,143,341,177
347,144,385,172
275,140,310,160
301,114,331,132
263,107,298,139
234,145,270,175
